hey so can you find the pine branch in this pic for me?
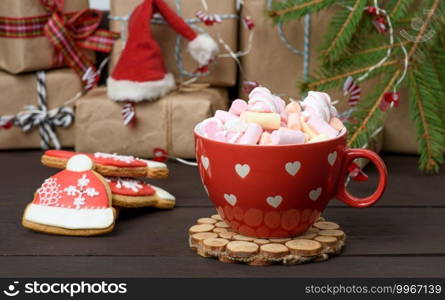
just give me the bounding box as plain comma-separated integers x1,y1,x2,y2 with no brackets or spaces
320,0,367,63
301,60,398,91
269,0,337,23
408,64,445,173
386,0,415,21
406,0,442,60
347,69,401,148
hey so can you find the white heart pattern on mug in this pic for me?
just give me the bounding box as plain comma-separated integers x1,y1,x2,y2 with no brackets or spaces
224,194,237,206
235,163,250,178
328,151,337,166
285,161,301,176
266,195,283,208
201,155,209,170
309,188,322,201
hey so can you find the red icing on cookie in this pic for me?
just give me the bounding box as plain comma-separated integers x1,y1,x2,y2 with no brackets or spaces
92,153,146,168
33,170,110,209
44,150,147,168
105,178,156,196
45,150,77,159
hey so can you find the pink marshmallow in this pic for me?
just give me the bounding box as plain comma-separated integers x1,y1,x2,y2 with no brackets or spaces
228,99,248,116
215,110,237,123
202,118,224,138
287,112,301,130
285,101,301,113
227,131,242,143
212,131,228,142
271,128,305,145
238,123,263,145
306,114,339,138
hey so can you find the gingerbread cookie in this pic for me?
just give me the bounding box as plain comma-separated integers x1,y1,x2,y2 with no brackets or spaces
23,154,117,236
105,177,176,209
41,150,168,179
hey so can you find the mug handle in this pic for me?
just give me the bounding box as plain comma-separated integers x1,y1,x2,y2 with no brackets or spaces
335,149,387,208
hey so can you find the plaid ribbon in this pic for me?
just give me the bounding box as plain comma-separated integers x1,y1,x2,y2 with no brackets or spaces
0,0,119,90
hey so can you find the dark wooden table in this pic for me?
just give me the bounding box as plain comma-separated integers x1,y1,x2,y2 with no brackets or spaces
1,151,444,277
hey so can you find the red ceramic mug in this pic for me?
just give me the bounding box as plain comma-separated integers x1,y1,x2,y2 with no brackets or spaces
194,130,387,238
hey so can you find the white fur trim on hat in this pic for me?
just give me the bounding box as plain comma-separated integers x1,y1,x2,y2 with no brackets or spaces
188,34,219,66
107,73,176,102
24,204,114,229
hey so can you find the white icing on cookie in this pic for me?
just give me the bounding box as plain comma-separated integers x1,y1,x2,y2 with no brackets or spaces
94,152,136,163
24,204,114,229
66,154,93,172
142,159,167,169
110,178,144,192
152,186,176,202
64,174,100,209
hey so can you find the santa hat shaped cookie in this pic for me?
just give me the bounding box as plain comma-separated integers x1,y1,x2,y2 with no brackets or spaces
22,155,116,236
107,0,219,102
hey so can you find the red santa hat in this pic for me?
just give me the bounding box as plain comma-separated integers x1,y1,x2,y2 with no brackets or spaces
23,155,114,230
107,0,219,102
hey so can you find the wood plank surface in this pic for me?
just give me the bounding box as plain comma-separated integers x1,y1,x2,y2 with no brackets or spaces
1,151,443,208
1,207,444,256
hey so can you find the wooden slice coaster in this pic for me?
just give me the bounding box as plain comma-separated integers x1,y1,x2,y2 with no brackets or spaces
197,218,217,225
188,214,346,266
285,239,322,256
313,221,340,230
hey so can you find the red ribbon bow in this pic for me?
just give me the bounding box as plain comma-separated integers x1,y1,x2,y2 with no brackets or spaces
40,0,119,90
0,0,119,90
366,6,387,33
348,162,369,182
379,92,400,112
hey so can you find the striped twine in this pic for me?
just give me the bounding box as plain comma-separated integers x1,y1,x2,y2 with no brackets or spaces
12,71,74,150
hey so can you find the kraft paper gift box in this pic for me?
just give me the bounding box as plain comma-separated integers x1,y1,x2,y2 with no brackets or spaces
0,0,95,74
109,0,237,86
75,87,228,158
0,69,83,149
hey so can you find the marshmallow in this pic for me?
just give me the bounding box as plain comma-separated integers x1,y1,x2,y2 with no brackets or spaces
225,118,248,133
248,87,286,114
300,117,318,139
226,131,242,143
199,117,224,137
271,128,305,145
240,112,281,130
308,134,329,143
212,131,228,142
259,132,273,145
229,99,248,115
238,123,263,145
306,114,339,138
329,117,345,131
215,110,237,123
301,91,337,122
287,112,301,131
285,101,301,113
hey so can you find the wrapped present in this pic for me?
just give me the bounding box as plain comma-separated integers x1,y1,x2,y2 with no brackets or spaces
0,69,83,149
75,87,228,158
109,0,237,86
0,0,119,89
240,0,337,100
